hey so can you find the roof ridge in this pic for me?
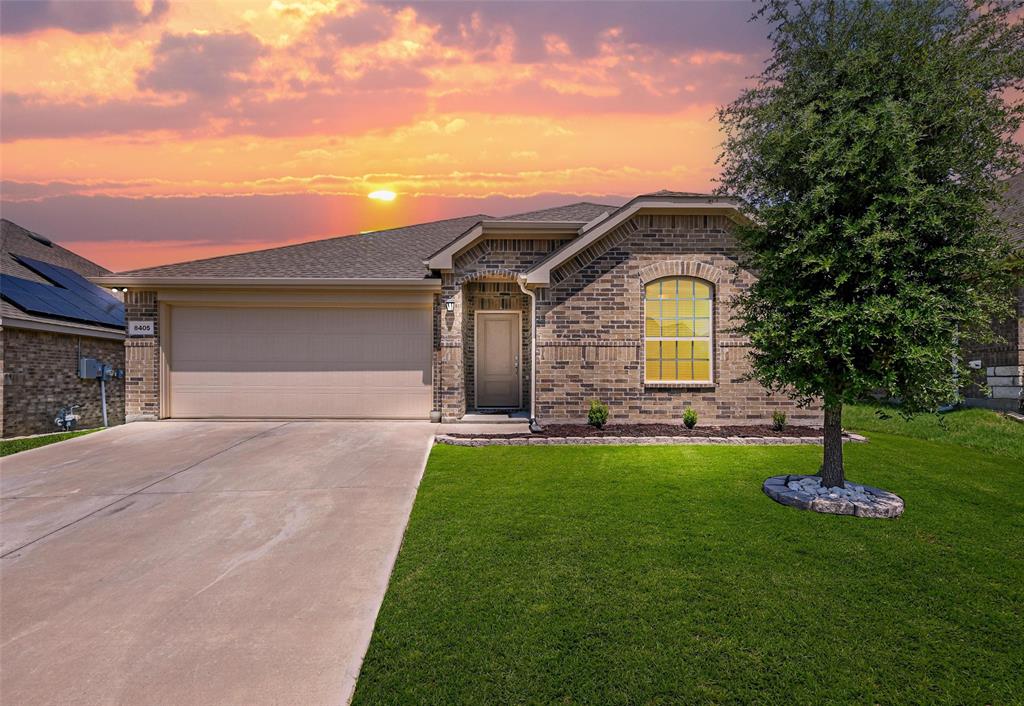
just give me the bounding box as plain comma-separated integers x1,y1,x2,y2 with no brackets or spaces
116,212,493,275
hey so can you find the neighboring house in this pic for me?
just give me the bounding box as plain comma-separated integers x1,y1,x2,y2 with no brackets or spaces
0,219,126,437
963,173,1024,411
94,191,820,426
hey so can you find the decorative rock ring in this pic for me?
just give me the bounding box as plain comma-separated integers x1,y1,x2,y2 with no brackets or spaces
762,474,904,519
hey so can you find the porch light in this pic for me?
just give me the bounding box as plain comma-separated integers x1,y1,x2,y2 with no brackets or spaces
445,298,456,312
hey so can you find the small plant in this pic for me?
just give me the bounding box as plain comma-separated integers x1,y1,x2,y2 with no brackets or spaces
588,399,609,429
683,408,698,429
772,410,787,432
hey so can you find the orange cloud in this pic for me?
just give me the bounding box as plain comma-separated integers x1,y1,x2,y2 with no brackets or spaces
1,1,770,270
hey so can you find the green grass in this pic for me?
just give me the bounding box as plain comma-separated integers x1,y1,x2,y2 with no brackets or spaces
354,424,1023,704
0,429,99,457
844,403,1024,462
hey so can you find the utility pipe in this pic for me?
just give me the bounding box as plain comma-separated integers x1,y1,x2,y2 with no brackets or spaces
100,365,109,427
516,276,540,432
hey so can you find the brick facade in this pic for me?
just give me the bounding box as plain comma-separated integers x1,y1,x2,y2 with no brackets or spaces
529,214,820,425
123,290,161,421
1,327,125,437
435,239,569,420
117,215,821,426
433,215,820,426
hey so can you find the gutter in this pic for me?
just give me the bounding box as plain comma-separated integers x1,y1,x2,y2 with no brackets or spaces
516,274,541,432
0,316,125,341
90,276,442,291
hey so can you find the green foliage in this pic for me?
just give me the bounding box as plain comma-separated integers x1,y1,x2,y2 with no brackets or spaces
683,407,699,428
587,399,609,428
844,402,1024,460
772,410,788,431
717,0,1024,414
0,429,98,457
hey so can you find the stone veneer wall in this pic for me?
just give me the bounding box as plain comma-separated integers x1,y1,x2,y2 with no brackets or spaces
534,214,822,426
962,285,1023,411
123,290,161,421
1,327,125,437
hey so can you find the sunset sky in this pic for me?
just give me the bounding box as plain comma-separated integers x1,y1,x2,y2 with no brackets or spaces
0,0,774,271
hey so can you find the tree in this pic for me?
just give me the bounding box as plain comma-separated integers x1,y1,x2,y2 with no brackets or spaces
717,0,1024,487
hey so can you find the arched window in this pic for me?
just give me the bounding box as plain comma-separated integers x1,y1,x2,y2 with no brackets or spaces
644,277,713,383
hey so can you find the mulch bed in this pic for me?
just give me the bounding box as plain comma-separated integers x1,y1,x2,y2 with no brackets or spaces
445,423,823,440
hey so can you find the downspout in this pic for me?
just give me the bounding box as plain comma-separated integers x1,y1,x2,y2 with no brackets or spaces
100,369,109,427
516,275,542,432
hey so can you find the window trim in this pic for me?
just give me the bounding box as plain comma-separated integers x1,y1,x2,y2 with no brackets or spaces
642,276,715,386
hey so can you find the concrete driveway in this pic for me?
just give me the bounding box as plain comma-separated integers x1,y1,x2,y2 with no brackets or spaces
0,420,437,705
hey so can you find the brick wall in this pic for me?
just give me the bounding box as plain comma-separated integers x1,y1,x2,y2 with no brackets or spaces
534,214,821,426
436,239,565,420
437,282,466,420
124,290,161,420
1,327,125,437
0,331,5,435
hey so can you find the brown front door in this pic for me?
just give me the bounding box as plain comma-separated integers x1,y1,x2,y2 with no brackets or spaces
476,311,521,408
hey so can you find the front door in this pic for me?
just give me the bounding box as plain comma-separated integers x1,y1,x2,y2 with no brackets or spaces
476,311,521,408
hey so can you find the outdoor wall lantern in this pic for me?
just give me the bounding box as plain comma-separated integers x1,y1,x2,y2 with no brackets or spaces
445,298,456,312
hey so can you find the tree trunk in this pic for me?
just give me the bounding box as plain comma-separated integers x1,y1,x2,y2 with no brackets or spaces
821,403,845,488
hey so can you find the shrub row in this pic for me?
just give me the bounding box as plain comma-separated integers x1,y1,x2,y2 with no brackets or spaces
586,400,788,431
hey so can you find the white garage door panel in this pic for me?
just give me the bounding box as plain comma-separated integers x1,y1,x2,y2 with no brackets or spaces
169,306,432,418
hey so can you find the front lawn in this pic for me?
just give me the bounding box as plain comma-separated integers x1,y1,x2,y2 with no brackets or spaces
0,429,99,457
353,420,1023,704
844,403,1024,462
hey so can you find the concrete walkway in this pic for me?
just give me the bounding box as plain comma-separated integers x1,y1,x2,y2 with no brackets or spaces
1,420,437,705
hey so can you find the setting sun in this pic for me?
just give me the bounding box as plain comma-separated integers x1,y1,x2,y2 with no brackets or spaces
0,0,772,271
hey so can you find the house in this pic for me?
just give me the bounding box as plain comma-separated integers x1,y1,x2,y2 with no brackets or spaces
962,173,1023,411
93,192,820,426
1,219,126,437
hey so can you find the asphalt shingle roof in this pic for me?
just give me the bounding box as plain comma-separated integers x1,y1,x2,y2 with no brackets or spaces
638,189,718,199
113,202,619,280
117,214,491,279
498,202,615,222
1,219,120,334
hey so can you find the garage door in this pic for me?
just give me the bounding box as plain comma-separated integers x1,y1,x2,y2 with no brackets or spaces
168,306,432,418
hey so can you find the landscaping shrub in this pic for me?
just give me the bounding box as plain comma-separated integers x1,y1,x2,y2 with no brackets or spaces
587,399,609,429
683,408,698,429
772,411,787,431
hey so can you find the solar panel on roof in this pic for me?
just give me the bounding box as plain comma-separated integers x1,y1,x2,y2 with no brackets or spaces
2,274,93,322
1,256,124,328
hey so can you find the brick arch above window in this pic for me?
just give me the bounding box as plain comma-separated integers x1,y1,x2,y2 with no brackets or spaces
454,268,521,287
637,260,726,286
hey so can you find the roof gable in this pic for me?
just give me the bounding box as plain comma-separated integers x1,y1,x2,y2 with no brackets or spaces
424,202,615,271
523,193,746,285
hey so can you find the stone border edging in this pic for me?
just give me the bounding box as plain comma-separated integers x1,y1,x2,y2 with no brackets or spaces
436,432,868,447
763,473,904,518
